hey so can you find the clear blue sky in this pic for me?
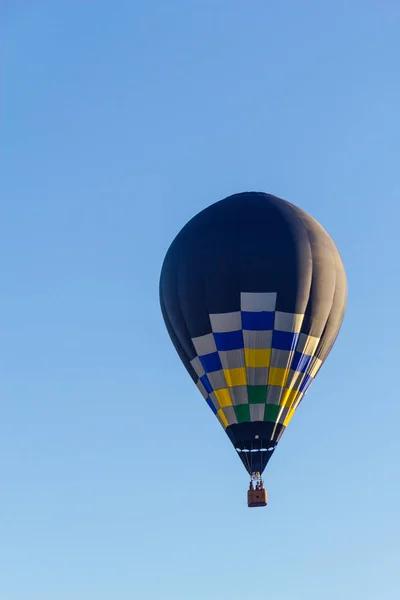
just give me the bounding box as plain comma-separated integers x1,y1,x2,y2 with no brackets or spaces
2,1,399,599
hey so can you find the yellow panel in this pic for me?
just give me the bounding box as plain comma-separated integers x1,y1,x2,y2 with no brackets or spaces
217,409,229,429
244,348,271,368
309,358,323,378
279,388,299,408
214,388,233,408
223,367,247,387
268,367,289,387
283,408,295,427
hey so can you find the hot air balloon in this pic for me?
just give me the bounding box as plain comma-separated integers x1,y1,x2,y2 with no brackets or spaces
159,192,347,507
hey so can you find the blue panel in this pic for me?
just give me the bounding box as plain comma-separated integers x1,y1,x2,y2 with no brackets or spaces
272,330,299,351
200,352,222,373
241,311,274,331
200,374,213,393
299,374,313,393
206,396,218,414
291,351,313,373
214,330,244,351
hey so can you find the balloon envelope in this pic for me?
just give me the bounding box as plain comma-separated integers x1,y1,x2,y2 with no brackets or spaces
160,192,347,475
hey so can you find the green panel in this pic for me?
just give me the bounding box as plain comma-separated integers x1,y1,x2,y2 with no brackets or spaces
234,404,250,423
247,385,267,404
264,404,281,423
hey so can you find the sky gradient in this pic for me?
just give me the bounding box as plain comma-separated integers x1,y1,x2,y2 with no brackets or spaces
2,1,400,599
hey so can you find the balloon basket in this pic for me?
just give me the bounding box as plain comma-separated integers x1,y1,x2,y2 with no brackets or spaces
247,488,268,507
247,473,268,507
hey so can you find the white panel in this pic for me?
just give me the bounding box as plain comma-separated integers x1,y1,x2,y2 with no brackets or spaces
250,404,265,422
265,386,283,405
223,406,238,426
285,369,302,390
296,333,320,356
190,356,205,378
207,370,227,390
270,349,292,370
240,292,277,312
219,349,245,370
229,385,248,405
243,330,273,349
277,406,289,424
291,395,303,412
191,333,216,356
309,358,323,378
196,379,208,399
274,311,304,333
209,311,242,333
210,392,221,411
247,367,268,386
